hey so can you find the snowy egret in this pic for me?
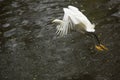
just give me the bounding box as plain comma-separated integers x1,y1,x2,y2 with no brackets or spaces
53,5,108,51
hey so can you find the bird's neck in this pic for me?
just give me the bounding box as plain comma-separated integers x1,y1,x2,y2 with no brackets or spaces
86,32,101,45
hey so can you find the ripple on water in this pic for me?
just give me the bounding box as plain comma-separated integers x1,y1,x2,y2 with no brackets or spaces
21,20,29,25
2,23,10,28
11,2,19,8
1,0,120,80
3,28,16,37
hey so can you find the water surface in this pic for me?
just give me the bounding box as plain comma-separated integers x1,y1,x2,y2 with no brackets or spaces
0,0,120,80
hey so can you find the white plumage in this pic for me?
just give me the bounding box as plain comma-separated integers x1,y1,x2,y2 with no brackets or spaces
53,5,95,36
52,5,108,51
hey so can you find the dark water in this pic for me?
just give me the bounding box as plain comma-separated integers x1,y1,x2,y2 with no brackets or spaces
0,0,120,80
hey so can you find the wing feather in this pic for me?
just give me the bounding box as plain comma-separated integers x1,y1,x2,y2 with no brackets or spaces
68,5,95,32
56,6,95,36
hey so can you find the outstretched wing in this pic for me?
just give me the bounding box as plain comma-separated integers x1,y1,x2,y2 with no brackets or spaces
68,5,91,25
56,8,75,36
56,6,83,36
56,6,95,36
68,5,95,32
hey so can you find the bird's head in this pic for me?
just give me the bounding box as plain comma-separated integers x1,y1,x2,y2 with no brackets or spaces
52,19,63,24
86,32,108,51
86,24,95,32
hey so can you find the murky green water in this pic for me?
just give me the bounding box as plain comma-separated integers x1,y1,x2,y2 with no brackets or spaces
0,0,120,80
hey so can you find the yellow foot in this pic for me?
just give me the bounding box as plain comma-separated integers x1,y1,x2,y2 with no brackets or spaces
95,44,108,51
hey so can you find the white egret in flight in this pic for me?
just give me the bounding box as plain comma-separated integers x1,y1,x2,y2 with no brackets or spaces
53,5,108,51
